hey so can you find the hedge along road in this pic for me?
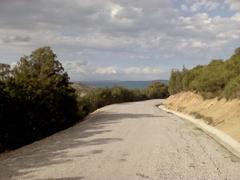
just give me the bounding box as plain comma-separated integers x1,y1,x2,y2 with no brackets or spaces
0,100,240,180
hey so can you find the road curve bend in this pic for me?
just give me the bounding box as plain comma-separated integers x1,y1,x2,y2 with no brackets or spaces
0,100,240,180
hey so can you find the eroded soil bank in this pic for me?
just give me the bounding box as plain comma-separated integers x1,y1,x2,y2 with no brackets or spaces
165,92,240,141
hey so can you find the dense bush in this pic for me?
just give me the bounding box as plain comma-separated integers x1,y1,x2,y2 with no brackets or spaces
0,47,78,151
168,47,240,99
145,81,169,99
224,75,240,99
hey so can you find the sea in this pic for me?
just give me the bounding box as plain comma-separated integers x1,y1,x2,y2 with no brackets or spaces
80,80,168,89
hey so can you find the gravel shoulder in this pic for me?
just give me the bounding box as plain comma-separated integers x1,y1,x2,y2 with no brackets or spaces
0,100,240,180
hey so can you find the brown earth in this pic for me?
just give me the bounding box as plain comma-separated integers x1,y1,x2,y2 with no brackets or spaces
165,92,240,141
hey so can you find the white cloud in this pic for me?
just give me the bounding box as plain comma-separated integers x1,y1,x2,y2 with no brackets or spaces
1,35,31,44
231,13,240,21
61,60,163,80
191,1,220,12
227,0,240,10
95,66,162,75
63,60,89,74
181,4,188,11
110,4,123,18
191,41,207,48
182,0,223,12
123,67,162,74
96,67,118,75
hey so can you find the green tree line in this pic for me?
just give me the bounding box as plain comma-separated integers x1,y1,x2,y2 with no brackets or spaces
0,47,169,152
168,47,240,99
77,82,169,118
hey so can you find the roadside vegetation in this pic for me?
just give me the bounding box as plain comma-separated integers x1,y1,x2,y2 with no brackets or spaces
77,82,169,118
0,47,169,152
189,112,213,125
168,47,240,99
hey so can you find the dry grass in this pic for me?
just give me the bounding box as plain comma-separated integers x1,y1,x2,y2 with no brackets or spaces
189,112,213,125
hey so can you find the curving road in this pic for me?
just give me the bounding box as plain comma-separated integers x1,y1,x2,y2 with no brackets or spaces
0,100,240,180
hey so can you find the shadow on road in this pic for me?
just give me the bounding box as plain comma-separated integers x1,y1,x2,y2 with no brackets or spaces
35,177,84,180
0,109,163,179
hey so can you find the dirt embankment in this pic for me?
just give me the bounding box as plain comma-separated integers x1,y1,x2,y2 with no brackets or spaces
165,92,240,141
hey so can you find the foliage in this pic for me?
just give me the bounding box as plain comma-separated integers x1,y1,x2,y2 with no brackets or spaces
0,47,78,151
224,75,240,99
145,81,169,99
168,69,184,94
168,47,240,99
0,63,11,81
235,47,240,56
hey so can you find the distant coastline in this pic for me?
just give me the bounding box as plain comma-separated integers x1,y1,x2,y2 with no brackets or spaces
76,80,168,89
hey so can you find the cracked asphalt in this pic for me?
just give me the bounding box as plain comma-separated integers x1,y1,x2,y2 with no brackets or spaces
0,100,240,180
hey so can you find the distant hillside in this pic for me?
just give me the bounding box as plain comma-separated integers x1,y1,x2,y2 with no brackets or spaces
80,80,168,89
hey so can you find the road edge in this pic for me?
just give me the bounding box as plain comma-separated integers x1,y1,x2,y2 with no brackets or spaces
158,104,240,158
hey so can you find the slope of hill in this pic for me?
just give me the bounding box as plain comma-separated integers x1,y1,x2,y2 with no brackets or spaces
165,92,240,141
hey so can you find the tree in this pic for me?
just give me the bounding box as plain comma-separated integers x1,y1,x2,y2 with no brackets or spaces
0,47,79,149
168,69,184,95
234,47,240,56
224,75,240,99
168,47,240,99
0,63,11,81
146,81,169,98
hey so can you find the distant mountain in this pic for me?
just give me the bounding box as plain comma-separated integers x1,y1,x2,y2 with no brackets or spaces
75,80,168,89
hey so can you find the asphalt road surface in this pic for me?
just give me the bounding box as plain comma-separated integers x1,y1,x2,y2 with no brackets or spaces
1,100,240,180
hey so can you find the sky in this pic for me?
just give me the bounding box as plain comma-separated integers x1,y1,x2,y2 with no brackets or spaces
0,0,240,81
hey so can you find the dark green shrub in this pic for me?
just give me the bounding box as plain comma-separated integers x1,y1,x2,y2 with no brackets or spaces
224,75,240,99
0,47,78,151
146,82,169,99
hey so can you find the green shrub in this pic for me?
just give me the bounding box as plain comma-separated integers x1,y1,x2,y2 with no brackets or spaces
0,47,78,151
224,75,240,99
146,81,169,99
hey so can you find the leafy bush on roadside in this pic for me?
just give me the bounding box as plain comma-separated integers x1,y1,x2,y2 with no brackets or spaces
145,81,169,99
0,47,78,151
224,75,240,99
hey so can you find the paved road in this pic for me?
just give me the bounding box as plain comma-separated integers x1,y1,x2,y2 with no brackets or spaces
1,100,240,180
